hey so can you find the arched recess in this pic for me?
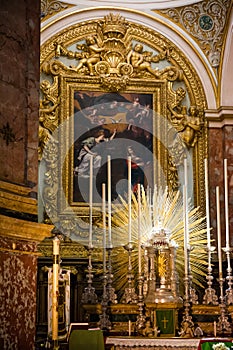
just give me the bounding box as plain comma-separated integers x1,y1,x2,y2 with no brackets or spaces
41,8,217,109
39,9,209,240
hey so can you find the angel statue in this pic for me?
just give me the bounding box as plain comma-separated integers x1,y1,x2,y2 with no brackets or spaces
55,36,105,75
70,36,106,75
127,43,161,77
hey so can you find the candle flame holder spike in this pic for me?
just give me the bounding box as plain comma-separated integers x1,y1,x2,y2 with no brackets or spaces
223,246,233,305
122,242,138,304
202,246,219,305
81,247,98,304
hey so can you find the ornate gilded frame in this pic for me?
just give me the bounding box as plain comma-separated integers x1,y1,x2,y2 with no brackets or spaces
39,13,207,236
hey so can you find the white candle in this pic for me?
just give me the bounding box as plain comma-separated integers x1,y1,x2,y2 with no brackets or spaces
183,184,188,276
53,237,60,255
224,159,229,248
204,159,211,249
102,183,106,273
128,156,132,243
89,155,93,248
183,159,189,247
107,155,112,247
128,320,131,336
138,184,142,275
216,186,223,278
184,157,188,187
214,321,217,337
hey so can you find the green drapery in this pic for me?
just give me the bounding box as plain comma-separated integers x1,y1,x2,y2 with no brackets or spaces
156,309,175,335
69,329,104,350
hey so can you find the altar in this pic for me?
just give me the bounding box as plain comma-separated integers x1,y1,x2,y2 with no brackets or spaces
105,336,200,350
105,337,233,350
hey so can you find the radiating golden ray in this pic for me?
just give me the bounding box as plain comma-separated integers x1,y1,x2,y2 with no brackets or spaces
108,185,211,297
158,253,167,277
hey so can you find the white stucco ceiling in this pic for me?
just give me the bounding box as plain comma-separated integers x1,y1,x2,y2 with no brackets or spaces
61,0,202,10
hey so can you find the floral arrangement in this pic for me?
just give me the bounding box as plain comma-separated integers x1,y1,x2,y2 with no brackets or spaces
212,343,230,350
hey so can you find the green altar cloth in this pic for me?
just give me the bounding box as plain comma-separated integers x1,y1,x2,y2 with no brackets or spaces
69,329,104,350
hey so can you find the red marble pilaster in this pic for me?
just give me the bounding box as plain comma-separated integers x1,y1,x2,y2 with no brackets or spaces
0,237,39,350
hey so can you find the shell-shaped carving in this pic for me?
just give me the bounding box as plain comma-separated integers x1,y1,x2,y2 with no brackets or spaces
103,51,124,68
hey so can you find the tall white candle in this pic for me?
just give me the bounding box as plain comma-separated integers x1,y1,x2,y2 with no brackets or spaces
184,157,188,187
224,159,229,248
89,155,93,248
183,184,188,276
204,159,211,249
214,321,217,337
128,156,132,243
128,320,131,336
183,158,189,247
216,186,223,278
138,184,142,275
102,183,106,273
107,155,112,247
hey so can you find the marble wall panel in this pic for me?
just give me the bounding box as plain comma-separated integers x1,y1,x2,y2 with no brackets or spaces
0,0,40,188
0,236,38,350
208,126,233,248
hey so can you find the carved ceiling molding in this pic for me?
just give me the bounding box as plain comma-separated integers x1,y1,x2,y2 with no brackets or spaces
41,0,204,11
41,0,74,21
157,0,231,69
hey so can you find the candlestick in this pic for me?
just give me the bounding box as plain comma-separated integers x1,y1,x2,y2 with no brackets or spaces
102,183,106,273
89,155,93,249
52,237,60,344
107,155,112,247
138,184,142,275
99,182,112,330
216,186,223,278
204,159,211,249
224,159,229,249
128,156,132,243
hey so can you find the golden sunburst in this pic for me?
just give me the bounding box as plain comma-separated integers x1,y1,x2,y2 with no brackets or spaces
107,185,210,298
